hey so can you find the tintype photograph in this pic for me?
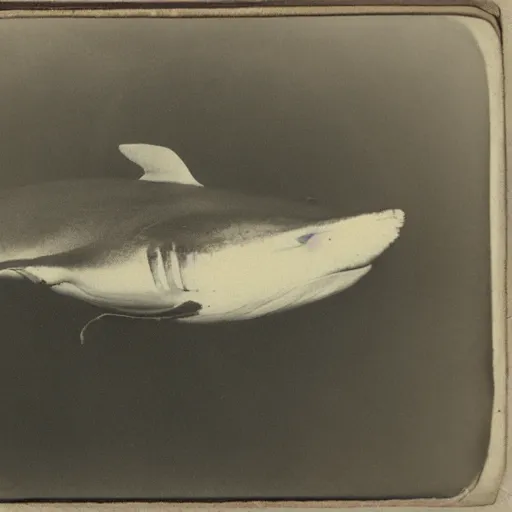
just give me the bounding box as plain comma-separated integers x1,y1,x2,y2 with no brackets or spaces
0,3,505,505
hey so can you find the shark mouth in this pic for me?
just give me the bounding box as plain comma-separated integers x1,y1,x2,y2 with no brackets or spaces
177,264,372,324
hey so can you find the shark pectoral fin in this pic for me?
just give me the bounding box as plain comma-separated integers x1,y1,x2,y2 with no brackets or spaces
118,143,203,187
162,300,203,318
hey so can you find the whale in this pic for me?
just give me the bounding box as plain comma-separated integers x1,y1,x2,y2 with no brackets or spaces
0,143,405,333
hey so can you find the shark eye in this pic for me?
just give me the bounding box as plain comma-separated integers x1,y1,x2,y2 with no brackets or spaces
297,233,316,245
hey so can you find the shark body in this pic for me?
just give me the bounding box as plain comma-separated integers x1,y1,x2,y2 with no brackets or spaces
0,144,405,324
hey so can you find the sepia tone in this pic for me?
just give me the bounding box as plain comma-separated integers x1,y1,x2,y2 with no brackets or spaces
0,6,504,506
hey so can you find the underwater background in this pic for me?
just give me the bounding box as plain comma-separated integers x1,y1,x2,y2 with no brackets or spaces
0,14,493,500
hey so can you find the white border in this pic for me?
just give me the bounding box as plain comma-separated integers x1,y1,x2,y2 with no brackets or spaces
449,15,507,506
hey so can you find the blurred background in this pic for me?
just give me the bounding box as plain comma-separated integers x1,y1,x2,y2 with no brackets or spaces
0,14,493,500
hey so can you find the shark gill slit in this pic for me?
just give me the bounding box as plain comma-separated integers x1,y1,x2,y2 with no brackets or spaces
147,247,171,292
169,243,187,291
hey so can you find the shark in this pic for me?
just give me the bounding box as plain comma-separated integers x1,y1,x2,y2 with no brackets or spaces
0,143,405,336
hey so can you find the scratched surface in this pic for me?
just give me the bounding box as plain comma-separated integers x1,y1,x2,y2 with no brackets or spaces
0,15,493,500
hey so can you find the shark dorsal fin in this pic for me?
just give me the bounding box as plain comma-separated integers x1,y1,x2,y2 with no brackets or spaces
118,143,203,186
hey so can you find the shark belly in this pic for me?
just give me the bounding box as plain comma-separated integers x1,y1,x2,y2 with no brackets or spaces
11,246,185,315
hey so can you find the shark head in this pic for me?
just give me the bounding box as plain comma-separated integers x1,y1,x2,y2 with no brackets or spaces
110,144,404,323
157,208,405,323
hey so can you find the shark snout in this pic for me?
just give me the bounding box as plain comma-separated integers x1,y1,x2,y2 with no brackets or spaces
314,208,405,272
